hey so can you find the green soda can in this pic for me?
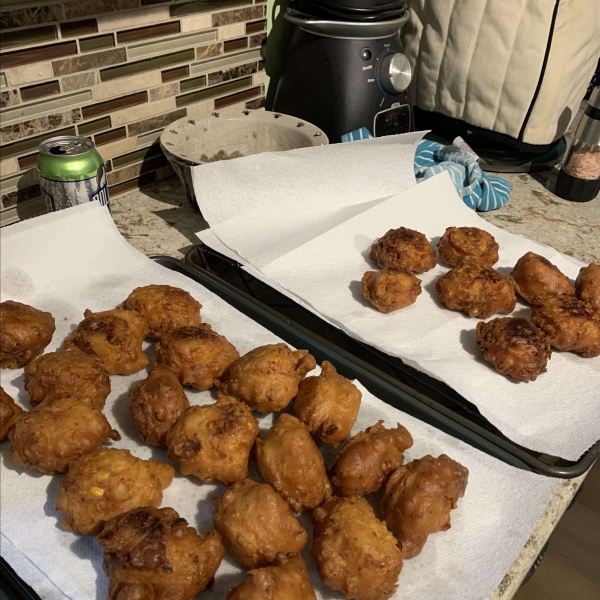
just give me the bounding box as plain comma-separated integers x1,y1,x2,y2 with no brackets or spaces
37,136,109,212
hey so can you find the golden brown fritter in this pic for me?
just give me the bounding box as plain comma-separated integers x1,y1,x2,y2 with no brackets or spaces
576,263,600,317
312,497,402,600
218,343,316,414
0,301,55,368
437,226,499,267
212,478,308,569
56,447,175,536
256,413,331,513
294,361,361,445
98,506,224,600
331,421,414,497
436,265,516,318
166,394,259,485
9,395,120,474
476,317,552,382
226,554,316,600
129,365,189,447
155,324,239,391
369,227,436,273
122,285,202,340
531,296,600,357
381,454,469,559
361,268,422,314
24,349,111,409
509,251,575,305
64,308,149,375
1,386,24,442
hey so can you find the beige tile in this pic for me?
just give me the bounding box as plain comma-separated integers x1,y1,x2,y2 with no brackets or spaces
137,129,163,148
253,70,267,86
218,23,245,40
186,99,214,116
180,13,212,33
149,82,179,102
93,71,161,101
0,169,39,194
62,71,97,92
111,97,176,126
4,63,54,87
128,30,216,60
2,90,91,126
97,6,169,32
0,158,19,178
96,137,137,161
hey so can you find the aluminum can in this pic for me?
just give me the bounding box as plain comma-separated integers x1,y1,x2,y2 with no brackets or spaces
37,136,109,212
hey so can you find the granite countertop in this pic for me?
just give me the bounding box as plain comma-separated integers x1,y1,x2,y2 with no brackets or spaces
110,115,598,599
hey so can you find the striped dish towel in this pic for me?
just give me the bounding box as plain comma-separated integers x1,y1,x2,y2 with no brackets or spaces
341,128,511,211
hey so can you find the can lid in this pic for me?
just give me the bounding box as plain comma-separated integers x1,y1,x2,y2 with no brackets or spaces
39,136,95,157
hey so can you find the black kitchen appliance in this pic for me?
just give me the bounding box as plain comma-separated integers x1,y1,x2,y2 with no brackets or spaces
272,1,414,142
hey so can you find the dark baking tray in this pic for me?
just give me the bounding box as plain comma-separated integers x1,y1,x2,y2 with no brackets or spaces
177,245,600,478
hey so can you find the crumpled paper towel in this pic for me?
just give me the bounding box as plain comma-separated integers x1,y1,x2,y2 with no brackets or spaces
191,131,424,268
1,203,562,600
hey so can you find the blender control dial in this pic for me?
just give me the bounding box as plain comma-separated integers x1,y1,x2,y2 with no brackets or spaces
379,52,412,94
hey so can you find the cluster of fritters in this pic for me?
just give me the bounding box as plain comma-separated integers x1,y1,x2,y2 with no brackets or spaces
362,226,600,381
0,285,469,600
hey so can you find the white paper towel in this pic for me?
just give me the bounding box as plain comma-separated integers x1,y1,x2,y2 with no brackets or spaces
192,131,424,268
1,204,562,600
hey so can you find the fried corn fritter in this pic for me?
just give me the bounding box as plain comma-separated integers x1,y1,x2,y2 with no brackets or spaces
9,395,120,474
531,296,600,357
256,414,331,513
56,447,174,535
98,506,224,600
294,360,361,445
476,317,552,381
381,454,468,559
576,263,600,317
509,251,575,305
129,365,189,447
212,478,308,569
312,497,402,600
122,284,202,340
361,268,422,314
218,343,316,414
24,349,111,409
331,420,414,497
369,227,436,273
0,301,55,368
225,554,316,600
155,324,239,391
0,386,24,442
437,227,499,267
436,264,516,318
166,393,259,485
64,308,149,375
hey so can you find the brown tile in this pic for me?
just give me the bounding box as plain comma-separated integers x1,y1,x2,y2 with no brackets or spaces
215,86,261,109
101,49,194,82
107,154,169,186
112,143,163,168
162,65,189,83
246,20,266,34
180,75,206,93
94,127,127,146
0,5,63,29
1,25,57,51
53,48,126,76
63,0,138,20
81,91,148,119
0,126,76,160
224,37,248,53
79,34,115,53
213,6,264,27
246,97,265,110
60,19,98,38
1,109,82,144
62,71,97,92
149,82,179,102
170,0,251,18
109,171,156,197
258,60,264,71
196,43,222,60
20,80,61,102
208,62,257,85
128,108,187,137
17,153,40,170
0,42,77,70
78,116,112,136
1,184,42,210
255,0,266,3
117,21,181,45
176,76,251,108
0,90,20,108
249,33,266,48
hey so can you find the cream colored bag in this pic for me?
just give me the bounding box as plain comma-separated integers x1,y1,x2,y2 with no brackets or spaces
402,0,600,147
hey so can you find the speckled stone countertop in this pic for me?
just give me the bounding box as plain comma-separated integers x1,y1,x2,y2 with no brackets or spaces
110,113,598,598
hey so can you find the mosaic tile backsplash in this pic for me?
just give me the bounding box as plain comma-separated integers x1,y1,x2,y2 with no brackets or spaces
0,0,267,225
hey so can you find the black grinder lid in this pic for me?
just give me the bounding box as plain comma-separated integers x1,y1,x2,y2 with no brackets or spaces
290,0,407,21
